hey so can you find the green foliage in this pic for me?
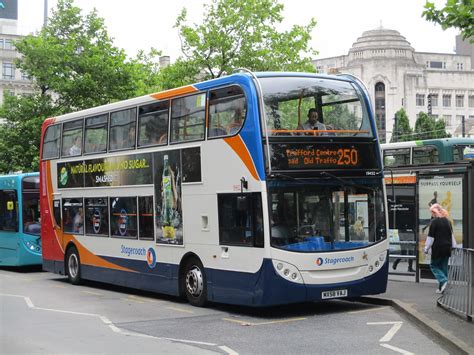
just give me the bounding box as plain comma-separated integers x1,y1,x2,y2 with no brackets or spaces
414,111,451,140
423,0,474,41
175,0,317,79
391,108,413,142
15,0,159,110
0,94,57,173
156,59,202,90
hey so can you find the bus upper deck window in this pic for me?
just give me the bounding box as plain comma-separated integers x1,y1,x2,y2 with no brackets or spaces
84,114,108,154
138,101,169,147
42,124,60,160
62,119,84,157
171,93,206,143
208,86,246,138
109,108,137,151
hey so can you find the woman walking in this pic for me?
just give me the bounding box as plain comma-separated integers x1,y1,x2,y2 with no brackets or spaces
423,203,452,294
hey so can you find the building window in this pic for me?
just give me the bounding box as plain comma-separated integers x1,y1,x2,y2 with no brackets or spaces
443,115,451,126
2,62,14,80
4,39,13,50
443,94,451,107
430,94,438,107
21,71,29,81
416,94,425,106
456,95,464,108
429,61,443,69
431,114,438,119
457,63,464,70
456,115,463,123
469,95,474,108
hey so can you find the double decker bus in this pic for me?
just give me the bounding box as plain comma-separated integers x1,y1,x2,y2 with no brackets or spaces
40,71,388,307
0,173,41,266
382,138,474,167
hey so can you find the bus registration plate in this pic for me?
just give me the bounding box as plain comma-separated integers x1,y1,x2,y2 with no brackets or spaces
321,289,348,299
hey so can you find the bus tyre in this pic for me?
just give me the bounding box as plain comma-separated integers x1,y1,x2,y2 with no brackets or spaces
183,258,207,307
66,246,82,285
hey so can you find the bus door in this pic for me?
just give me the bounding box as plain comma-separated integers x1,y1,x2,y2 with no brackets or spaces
0,189,19,262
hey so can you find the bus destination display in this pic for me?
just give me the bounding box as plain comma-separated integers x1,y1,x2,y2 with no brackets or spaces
271,143,377,170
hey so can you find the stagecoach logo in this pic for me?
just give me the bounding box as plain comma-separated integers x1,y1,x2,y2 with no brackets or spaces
59,166,68,186
146,248,156,269
316,256,355,266
316,257,324,266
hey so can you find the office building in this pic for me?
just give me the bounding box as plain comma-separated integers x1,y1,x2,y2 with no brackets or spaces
312,28,474,142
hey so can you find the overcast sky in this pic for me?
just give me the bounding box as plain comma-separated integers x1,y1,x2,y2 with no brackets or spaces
17,0,459,61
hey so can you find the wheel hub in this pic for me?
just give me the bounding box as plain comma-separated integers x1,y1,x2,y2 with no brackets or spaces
68,253,78,278
186,266,203,297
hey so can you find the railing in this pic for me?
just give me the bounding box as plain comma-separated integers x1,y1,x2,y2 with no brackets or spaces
389,240,418,281
438,248,473,322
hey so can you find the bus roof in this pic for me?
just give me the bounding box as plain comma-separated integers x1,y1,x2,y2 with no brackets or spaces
42,71,362,125
381,137,474,149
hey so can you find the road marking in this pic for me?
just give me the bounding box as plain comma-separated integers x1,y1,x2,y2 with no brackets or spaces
126,295,165,304
367,321,403,342
219,345,239,355
380,343,414,355
349,306,387,314
0,293,238,353
222,317,306,326
166,306,194,314
82,290,103,296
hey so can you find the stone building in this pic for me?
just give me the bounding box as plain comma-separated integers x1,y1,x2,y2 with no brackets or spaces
0,0,36,115
312,28,474,142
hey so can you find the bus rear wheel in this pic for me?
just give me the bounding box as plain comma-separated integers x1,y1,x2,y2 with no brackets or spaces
66,246,82,285
182,258,207,307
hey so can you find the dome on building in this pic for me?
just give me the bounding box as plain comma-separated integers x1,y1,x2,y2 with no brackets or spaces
346,27,415,64
350,27,414,52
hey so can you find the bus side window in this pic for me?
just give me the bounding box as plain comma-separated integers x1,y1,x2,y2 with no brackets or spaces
208,86,246,138
217,192,264,247
0,190,18,232
62,119,84,157
413,146,439,165
42,124,61,160
383,148,410,167
84,114,108,154
138,101,169,147
110,108,137,151
138,196,154,240
53,199,61,228
62,198,84,235
171,93,206,143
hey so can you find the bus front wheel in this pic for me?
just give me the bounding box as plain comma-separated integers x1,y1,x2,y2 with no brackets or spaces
66,246,82,285
182,258,207,307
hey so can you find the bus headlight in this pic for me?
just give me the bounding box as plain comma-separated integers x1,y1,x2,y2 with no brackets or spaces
272,260,304,284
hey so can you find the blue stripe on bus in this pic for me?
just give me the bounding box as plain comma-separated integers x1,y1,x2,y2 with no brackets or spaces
195,74,265,181
72,256,388,306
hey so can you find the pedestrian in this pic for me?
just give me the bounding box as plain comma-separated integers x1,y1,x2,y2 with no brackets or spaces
423,203,452,294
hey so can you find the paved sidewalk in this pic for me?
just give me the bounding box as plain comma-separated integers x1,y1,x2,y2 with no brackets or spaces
362,279,474,354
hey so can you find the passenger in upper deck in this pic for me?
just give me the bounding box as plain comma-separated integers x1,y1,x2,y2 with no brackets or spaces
298,109,326,134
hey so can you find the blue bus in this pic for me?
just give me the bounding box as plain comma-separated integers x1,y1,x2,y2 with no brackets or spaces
40,71,388,306
0,173,41,266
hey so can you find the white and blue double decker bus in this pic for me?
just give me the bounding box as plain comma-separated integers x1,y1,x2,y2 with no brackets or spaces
0,173,42,266
40,71,388,306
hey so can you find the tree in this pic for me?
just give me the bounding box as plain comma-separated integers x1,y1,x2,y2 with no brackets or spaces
175,0,317,79
423,0,474,41
391,108,413,142
414,112,450,140
0,94,56,173
15,0,160,111
0,0,163,173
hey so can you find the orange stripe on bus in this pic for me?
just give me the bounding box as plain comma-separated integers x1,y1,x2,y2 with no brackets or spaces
150,86,197,100
224,136,260,181
65,236,136,272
